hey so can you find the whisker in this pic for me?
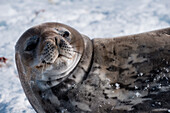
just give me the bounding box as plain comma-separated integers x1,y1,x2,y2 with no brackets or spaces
59,54,72,59
67,49,82,54
70,39,80,44
71,45,82,48
70,50,82,54
60,47,82,55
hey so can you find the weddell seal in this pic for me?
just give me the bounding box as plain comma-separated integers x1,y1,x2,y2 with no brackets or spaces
15,22,170,113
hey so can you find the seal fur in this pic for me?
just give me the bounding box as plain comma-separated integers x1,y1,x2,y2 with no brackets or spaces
15,22,170,113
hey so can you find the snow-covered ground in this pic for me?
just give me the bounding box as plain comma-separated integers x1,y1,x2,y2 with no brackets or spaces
0,0,170,112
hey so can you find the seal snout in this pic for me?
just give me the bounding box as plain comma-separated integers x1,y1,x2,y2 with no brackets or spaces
41,40,59,64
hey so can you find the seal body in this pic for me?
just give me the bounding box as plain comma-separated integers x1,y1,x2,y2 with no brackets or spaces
15,23,170,113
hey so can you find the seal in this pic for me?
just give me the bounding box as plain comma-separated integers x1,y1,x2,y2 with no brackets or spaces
15,22,170,113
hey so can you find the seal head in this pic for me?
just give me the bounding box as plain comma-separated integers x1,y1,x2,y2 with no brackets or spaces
16,23,84,88
15,22,93,112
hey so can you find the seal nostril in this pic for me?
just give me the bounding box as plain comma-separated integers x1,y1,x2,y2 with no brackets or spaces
42,60,46,63
55,37,58,45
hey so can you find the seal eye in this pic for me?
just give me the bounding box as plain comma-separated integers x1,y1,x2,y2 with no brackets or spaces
25,36,39,51
62,31,69,38
25,42,37,51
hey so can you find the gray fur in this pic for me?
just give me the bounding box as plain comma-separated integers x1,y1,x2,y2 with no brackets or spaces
15,23,170,113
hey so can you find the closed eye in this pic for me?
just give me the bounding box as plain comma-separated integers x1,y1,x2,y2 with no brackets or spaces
25,36,39,51
25,42,37,51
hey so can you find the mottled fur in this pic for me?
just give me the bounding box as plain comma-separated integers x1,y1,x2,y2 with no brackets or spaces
15,23,170,113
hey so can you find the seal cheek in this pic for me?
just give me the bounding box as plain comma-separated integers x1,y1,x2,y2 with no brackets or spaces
21,52,34,66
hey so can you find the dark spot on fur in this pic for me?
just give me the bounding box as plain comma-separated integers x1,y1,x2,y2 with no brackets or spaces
149,86,160,92
159,48,164,52
158,77,169,86
132,91,170,112
135,79,144,83
48,77,51,81
103,90,109,99
106,65,119,72
131,72,135,74
88,93,91,96
111,97,117,99
104,55,115,62
101,43,106,48
113,48,116,56
119,68,129,74
120,101,132,105
78,66,87,73
106,65,128,74
62,95,69,101
166,30,170,35
72,74,76,78
52,83,68,97
93,66,101,69
64,78,76,85
47,81,52,86
138,45,146,50
91,66,101,72
128,60,133,64
46,99,52,104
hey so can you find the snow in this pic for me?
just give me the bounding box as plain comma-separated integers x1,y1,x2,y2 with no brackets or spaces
135,92,141,97
115,83,120,89
0,0,170,112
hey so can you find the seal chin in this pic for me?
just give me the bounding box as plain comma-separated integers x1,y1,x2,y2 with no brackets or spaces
34,68,68,90
41,70,68,81
35,78,63,91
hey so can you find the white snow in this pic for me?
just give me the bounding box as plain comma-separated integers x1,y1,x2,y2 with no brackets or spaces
0,0,170,112
115,83,120,89
135,92,141,97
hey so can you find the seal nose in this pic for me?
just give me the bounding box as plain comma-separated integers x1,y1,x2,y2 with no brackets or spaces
41,40,59,64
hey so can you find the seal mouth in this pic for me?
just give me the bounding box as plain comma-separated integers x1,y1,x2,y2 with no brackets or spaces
36,65,43,68
35,62,52,69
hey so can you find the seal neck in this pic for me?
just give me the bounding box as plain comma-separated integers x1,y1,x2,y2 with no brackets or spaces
51,34,93,95
68,34,93,83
